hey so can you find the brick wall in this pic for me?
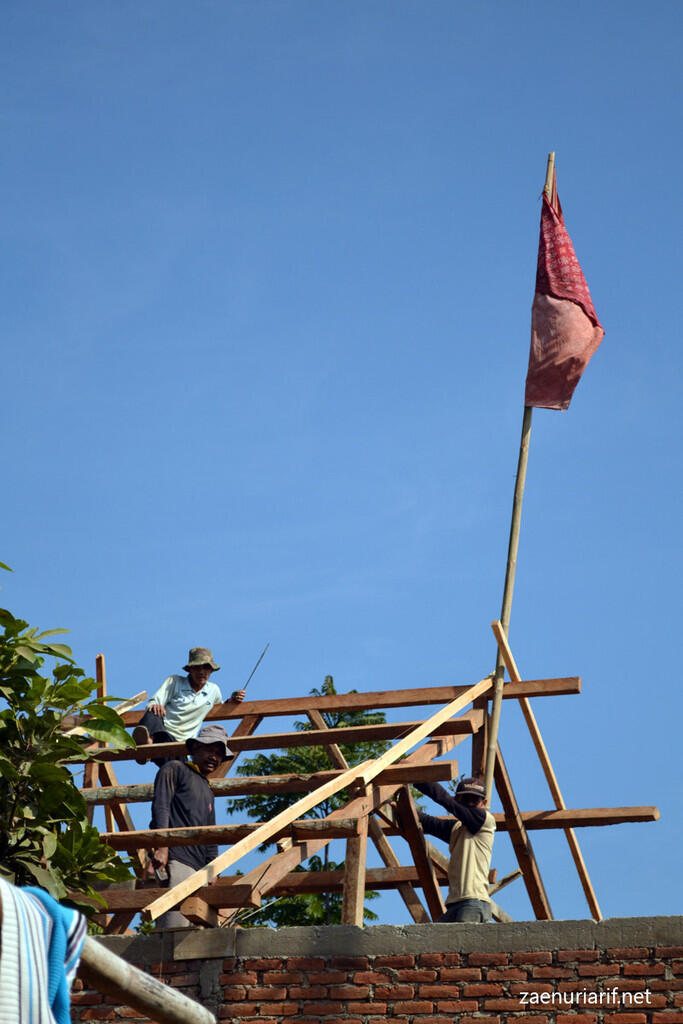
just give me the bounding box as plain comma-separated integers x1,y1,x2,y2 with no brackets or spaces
71,917,683,1024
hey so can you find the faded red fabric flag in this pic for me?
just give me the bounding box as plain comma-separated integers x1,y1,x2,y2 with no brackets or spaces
525,174,604,410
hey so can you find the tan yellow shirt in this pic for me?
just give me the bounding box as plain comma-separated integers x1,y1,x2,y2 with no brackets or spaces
446,809,496,904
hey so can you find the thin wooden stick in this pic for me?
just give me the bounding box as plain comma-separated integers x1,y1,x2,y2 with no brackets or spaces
491,619,602,919
483,152,555,802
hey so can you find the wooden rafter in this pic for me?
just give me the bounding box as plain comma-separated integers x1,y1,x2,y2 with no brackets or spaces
395,787,445,920
492,619,602,920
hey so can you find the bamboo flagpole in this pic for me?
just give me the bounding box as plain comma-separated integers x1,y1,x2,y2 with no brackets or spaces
483,153,556,802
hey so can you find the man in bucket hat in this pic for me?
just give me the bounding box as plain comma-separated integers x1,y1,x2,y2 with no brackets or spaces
133,647,245,766
415,776,496,923
147,723,232,929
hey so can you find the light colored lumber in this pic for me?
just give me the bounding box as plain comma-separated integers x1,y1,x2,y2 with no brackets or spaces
492,619,602,920
490,868,522,895
119,676,580,725
396,787,446,920
341,814,369,925
79,936,216,1024
494,743,552,919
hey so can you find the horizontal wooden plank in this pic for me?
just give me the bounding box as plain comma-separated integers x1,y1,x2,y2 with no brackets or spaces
81,760,459,805
74,715,484,764
386,806,661,832
100,817,364,850
119,677,580,725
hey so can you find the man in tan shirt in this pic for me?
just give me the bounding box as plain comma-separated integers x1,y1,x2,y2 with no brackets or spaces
416,776,495,922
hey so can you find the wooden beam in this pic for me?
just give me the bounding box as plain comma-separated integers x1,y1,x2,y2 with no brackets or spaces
100,817,365,850
212,714,264,778
82,760,461,805
494,743,552,919
79,936,217,1024
118,676,580,724
395,788,445,920
73,713,485,764
492,619,602,920
377,806,661,832
341,814,369,926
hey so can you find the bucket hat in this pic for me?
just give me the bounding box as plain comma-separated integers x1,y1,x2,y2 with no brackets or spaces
186,724,232,761
183,646,220,673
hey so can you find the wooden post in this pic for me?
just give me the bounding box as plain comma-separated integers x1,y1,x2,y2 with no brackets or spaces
491,619,602,920
341,814,369,925
484,151,556,802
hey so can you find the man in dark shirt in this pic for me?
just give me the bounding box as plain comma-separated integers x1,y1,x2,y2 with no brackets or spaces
147,723,232,928
416,776,496,923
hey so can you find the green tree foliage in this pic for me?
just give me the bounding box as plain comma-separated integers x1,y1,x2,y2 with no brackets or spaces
0,591,134,914
226,676,389,926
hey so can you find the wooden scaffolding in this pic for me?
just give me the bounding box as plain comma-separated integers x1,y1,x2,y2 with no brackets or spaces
79,622,659,934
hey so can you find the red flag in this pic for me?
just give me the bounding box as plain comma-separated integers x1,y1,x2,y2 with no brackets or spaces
525,173,604,410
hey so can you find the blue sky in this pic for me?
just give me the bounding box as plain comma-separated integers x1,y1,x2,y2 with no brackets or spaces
2,1,681,924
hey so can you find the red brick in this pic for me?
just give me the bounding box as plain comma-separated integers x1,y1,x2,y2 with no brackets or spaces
330,956,369,970
463,983,504,996
510,1018,550,1024
328,985,371,1000
512,951,553,965
579,965,621,977
656,947,683,958
219,971,258,985
374,984,415,1000
484,998,536,1011
262,970,304,984
624,964,666,976
218,1003,260,1018
353,971,389,984
220,986,246,1001
258,1003,298,1016
393,1001,435,1014
558,980,599,993
419,952,461,967
289,986,327,999
607,948,650,959
374,954,415,968
436,1000,479,1012
558,950,601,962
71,992,101,1005
652,1016,683,1023
534,966,576,978
396,968,437,982
243,957,283,970
309,971,347,984
302,1001,344,1014
416,1019,459,1024
419,984,465,998
288,957,325,970
79,1013,117,1022
487,967,528,980
250,985,287,999
556,1016,598,1024
510,982,554,995
653,981,683,991
603,1016,647,1024
319,1020,363,1024
440,967,482,981
459,1018,503,1024
469,952,510,966
348,1002,385,1014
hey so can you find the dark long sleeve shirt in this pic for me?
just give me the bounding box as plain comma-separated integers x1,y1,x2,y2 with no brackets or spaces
414,781,487,843
150,759,218,869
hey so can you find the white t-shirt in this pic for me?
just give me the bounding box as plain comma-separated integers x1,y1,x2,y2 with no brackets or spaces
446,810,496,904
147,674,223,742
